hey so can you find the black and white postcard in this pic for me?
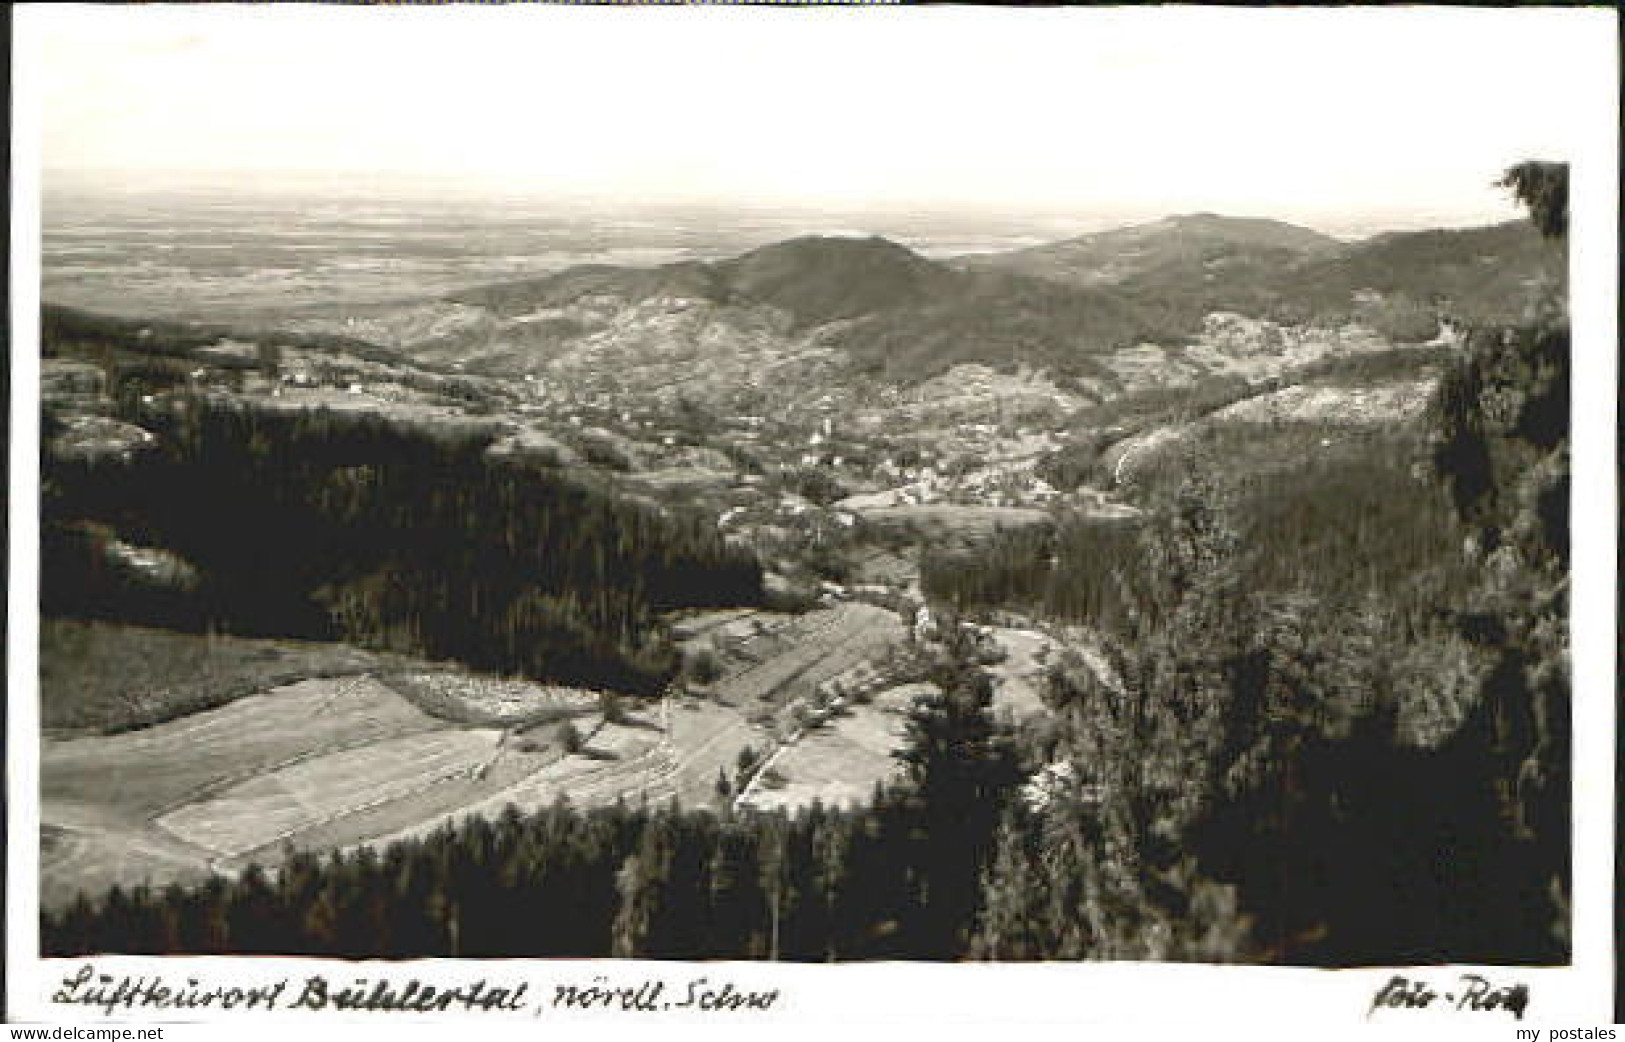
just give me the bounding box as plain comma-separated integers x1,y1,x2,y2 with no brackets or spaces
7,4,1618,1035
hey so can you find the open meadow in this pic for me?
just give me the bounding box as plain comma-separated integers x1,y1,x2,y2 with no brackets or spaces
39,602,913,910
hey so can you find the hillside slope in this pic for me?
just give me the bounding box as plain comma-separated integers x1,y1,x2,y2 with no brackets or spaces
448,235,958,327
966,215,1563,340
959,213,1342,287
441,235,1164,382
1275,221,1566,327
277,216,1564,397
715,235,960,329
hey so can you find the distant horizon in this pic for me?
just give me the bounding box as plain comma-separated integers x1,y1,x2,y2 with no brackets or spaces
39,165,1528,245
21,5,1601,245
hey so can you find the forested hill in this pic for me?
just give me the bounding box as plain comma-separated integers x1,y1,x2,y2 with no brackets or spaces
440,216,1561,384
445,235,1166,381
43,396,765,694
966,215,1564,341
41,302,421,370
1276,221,1567,327
712,235,961,329
957,212,1344,287
450,234,962,326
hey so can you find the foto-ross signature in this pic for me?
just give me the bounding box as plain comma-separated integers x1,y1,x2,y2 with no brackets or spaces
1368,973,1530,1020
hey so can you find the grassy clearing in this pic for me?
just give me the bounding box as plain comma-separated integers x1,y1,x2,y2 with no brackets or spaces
709,604,906,714
42,676,447,819
1207,379,1435,427
227,738,563,869
39,619,397,736
1287,344,1453,385
982,628,1054,720
381,672,600,727
738,704,905,812
41,605,911,910
156,729,504,857
347,714,672,853
39,675,451,911
39,822,216,915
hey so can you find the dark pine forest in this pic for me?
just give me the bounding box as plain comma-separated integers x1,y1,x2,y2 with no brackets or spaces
44,399,763,695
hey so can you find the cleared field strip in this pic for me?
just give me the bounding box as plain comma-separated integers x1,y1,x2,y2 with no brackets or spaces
712,603,903,707
662,700,764,806
738,703,907,813
661,604,905,807
40,675,450,908
984,627,1055,720
155,729,503,857
337,608,908,850
42,676,446,818
42,606,913,905
856,504,1050,540
670,609,760,641
383,672,600,725
40,821,217,912
226,742,551,868
1208,377,1436,426
344,718,669,852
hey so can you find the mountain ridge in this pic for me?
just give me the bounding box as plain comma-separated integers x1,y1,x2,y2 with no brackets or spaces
956,212,1344,288
372,214,1563,385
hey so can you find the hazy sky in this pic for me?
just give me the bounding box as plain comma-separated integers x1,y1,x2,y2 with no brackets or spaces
18,5,1615,232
